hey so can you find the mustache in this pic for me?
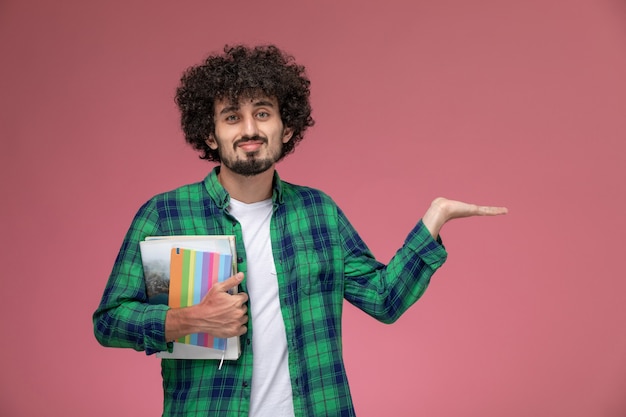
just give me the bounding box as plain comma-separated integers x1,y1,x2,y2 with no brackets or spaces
233,135,268,148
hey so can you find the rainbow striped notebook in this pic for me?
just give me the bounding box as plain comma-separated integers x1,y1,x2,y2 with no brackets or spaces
169,248,232,350
139,235,240,360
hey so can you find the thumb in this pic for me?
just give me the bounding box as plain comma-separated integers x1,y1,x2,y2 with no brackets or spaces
215,272,243,293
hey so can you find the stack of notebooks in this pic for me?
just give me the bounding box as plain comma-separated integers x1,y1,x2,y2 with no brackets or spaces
139,235,241,361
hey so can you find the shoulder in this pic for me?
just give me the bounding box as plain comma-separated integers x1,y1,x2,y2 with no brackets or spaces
138,180,208,215
152,180,204,202
280,180,337,208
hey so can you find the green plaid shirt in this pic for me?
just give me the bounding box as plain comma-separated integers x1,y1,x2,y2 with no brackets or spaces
93,167,447,416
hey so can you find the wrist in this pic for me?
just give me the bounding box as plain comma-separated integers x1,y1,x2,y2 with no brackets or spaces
165,305,199,342
422,198,448,239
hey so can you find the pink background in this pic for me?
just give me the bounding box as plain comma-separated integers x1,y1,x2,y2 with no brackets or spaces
1,0,625,415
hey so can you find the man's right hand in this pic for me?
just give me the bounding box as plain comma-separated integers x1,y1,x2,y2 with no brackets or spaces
165,272,249,341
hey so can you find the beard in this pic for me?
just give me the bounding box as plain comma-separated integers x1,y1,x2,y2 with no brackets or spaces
219,135,283,177
225,155,274,177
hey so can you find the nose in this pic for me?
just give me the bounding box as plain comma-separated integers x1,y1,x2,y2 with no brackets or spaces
241,114,259,137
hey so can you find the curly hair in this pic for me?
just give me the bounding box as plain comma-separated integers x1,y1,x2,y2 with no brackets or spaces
175,44,315,162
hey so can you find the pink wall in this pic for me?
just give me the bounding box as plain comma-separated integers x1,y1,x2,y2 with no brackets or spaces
1,0,625,415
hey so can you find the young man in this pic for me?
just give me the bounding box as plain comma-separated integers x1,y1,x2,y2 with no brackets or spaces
93,44,507,417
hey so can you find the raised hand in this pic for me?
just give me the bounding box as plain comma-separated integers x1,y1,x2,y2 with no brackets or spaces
422,197,508,238
165,272,249,341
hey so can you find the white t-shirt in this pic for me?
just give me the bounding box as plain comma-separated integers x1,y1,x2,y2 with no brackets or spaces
228,198,294,417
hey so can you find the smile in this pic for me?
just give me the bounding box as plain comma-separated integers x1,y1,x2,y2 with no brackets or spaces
237,140,265,152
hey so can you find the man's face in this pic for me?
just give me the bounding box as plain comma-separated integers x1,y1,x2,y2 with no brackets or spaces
207,96,293,177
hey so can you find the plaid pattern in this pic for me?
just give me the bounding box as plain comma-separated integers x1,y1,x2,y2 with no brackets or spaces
93,167,447,416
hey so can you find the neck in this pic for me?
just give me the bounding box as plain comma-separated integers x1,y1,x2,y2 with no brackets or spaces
217,165,275,203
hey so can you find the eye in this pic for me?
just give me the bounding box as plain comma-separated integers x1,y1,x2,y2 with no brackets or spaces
256,111,270,119
225,114,239,123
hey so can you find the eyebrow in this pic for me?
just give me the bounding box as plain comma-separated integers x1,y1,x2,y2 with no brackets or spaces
218,99,276,115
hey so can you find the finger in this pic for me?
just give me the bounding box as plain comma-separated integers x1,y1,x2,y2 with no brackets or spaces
234,292,249,304
478,206,508,216
213,272,244,293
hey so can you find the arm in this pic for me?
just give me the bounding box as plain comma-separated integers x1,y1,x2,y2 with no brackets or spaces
92,200,170,353
342,198,507,323
92,200,249,353
342,215,447,324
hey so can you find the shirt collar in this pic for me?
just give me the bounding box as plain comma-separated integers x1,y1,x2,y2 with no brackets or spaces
203,166,285,209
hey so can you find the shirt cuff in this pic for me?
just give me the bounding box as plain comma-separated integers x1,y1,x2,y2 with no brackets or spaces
404,219,448,269
143,304,170,355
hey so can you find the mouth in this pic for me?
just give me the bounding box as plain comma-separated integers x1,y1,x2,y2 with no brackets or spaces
238,141,264,152
235,137,267,153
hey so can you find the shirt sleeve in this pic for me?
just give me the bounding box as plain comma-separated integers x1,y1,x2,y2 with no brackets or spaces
340,208,448,324
92,199,171,354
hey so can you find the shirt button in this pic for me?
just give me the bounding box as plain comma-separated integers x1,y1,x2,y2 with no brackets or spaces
237,257,244,263
242,381,248,388
246,338,251,345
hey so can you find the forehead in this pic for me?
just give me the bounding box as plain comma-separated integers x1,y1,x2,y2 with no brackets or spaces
214,95,279,112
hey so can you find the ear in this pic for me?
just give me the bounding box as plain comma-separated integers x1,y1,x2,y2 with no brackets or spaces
282,127,294,144
205,134,218,150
